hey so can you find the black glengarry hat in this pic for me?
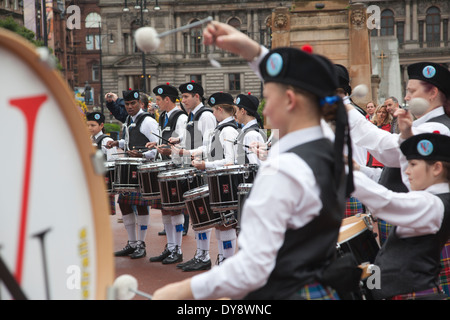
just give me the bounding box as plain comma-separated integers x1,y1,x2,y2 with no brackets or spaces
179,81,204,96
153,82,179,98
407,62,450,98
123,89,141,101
208,92,234,107
86,111,105,124
236,93,259,115
259,47,339,99
400,133,450,162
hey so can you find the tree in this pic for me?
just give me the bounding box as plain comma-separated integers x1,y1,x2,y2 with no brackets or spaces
0,16,44,47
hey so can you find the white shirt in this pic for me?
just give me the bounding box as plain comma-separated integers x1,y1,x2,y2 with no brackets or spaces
352,170,447,238
348,107,450,189
191,126,326,300
187,103,217,153
92,132,118,161
118,109,159,159
204,116,239,169
236,119,266,165
159,107,188,145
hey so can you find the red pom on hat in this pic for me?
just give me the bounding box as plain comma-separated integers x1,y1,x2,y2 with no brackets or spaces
301,44,313,53
248,92,251,95
166,82,170,85
433,130,440,134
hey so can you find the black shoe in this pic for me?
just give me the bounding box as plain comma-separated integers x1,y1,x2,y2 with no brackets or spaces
216,254,226,265
176,257,197,269
149,245,171,262
114,242,136,257
182,259,211,272
130,242,146,259
162,247,183,264
158,229,166,236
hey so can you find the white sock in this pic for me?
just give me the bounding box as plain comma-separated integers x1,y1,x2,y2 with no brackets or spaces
162,214,175,252
217,228,237,259
136,214,149,243
122,214,137,245
171,214,184,253
195,229,211,261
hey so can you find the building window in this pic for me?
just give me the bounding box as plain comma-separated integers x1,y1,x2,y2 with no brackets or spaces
85,12,101,29
426,6,441,47
397,22,404,44
229,73,241,91
444,19,448,45
228,17,241,30
190,30,202,56
419,21,424,47
86,34,100,50
92,64,100,81
380,9,394,36
190,74,202,85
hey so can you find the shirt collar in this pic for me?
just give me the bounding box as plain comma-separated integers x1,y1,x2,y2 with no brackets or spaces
425,182,450,194
273,126,325,155
191,103,204,115
131,109,144,122
242,119,258,131
217,116,235,127
413,106,444,127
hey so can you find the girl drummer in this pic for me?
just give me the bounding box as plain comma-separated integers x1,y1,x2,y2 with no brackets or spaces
152,21,353,300
191,92,240,267
352,131,450,300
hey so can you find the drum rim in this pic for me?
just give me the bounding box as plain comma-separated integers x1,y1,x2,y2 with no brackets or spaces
337,220,368,244
138,160,176,169
158,167,198,178
183,185,209,198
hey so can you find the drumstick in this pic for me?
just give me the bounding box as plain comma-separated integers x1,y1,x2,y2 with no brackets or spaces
151,132,174,145
224,139,249,148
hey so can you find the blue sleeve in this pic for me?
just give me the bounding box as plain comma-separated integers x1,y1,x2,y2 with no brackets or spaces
106,98,127,123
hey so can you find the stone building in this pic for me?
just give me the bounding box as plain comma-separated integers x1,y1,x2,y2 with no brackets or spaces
97,0,288,104
367,0,450,104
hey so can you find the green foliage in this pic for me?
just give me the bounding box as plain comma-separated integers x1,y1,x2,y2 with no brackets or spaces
0,16,44,47
103,123,121,134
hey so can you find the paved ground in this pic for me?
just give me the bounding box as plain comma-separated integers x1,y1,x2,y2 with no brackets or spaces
111,207,219,300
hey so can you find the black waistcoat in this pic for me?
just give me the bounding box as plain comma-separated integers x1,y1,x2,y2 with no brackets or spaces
235,123,267,165
372,193,450,299
126,112,151,150
379,113,450,192
159,109,186,160
186,107,214,150
243,138,345,300
207,120,238,161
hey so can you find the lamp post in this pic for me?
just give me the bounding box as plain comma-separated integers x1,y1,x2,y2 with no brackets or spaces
123,0,160,93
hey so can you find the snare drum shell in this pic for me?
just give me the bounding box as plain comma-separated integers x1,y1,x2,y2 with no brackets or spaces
138,161,176,199
158,168,202,210
184,185,222,231
113,158,146,192
104,162,115,194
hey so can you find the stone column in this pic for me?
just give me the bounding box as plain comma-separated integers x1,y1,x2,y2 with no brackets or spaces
405,0,411,41
270,7,290,48
412,0,418,41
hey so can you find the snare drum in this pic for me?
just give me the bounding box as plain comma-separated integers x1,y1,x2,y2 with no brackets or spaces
183,185,223,231
138,160,177,199
206,164,258,211
158,167,203,210
113,157,147,193
337,215,380,265
104,161,115,194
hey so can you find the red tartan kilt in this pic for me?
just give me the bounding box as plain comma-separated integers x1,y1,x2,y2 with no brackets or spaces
118,192,161,208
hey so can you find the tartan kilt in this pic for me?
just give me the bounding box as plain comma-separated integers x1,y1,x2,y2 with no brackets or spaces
440,240,450,298
294,282,340,300
378,219,394,246
118,192,155,207
109,193,116,215
345,197,364,218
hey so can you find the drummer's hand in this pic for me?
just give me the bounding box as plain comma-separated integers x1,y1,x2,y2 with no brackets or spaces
249,141,268,161
145,141,157,149
203,21,261,62
168,137,180,145
156,144,172,156
105,92,118,103
192,159,205,170
127,149,143,158
152,279,194,300
106,140,118,149
395,108,414,140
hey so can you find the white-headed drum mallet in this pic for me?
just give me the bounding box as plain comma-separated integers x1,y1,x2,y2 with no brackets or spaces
112,274,153,300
